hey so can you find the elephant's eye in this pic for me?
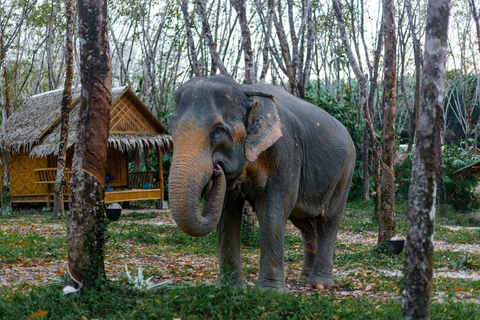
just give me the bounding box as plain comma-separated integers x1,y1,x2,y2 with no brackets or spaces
211,125,227,141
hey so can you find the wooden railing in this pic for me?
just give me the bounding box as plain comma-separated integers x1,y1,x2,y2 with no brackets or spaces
31,168,162,204
129,171,159,189
34,168,159,189
34,168,72,185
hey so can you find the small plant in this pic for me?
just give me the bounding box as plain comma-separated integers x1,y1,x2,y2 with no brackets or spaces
124,264,171,291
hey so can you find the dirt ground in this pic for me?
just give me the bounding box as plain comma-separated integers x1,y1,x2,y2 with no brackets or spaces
1,208,479,303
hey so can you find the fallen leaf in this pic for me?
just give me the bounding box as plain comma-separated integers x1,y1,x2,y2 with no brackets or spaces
28,310,48,319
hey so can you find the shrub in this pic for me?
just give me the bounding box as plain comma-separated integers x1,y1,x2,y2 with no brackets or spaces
442,144,480,211
396,144,480,212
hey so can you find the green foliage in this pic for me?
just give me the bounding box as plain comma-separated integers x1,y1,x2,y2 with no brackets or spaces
396,144,480,212
442,144,480,211
162,151,173,200
395,150,414,201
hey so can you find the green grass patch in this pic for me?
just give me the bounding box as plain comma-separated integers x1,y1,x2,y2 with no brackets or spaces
0,230,65,264
434,250,480,271
1,282,479,320
121,211,163,221
435,225,480,245
433,278,480,299
0,283,403,320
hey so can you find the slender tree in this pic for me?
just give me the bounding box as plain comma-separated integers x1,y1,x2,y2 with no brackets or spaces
180,0,203,77
332,0,381,221
0,0,36,216
53,0,75,217
402,0,451,318
196,0,229,75
230,0,256,84
378,0,397,244
67,0,112,289
404,0,423,153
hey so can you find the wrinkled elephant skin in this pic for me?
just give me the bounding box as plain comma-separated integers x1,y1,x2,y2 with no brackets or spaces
168,75,355,291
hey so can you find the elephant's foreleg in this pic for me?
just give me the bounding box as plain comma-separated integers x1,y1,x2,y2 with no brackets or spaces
290,217,318,279
255,200,288,291
217,196,244,288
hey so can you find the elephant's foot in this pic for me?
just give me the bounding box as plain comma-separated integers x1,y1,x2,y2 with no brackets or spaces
300,266,312,279
255,277,285,292
304,274,333,290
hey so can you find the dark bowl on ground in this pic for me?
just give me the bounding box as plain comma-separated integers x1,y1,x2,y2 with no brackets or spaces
387,239,405,254
106,208,122,221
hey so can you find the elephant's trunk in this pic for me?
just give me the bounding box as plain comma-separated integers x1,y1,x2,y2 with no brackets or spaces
169,130,226,237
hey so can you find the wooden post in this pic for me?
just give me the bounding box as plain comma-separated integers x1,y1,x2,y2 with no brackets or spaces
157,146,164,200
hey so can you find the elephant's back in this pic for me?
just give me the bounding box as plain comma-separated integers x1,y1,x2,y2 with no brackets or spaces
247,83,355,211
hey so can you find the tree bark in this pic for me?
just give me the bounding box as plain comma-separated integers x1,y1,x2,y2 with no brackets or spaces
402,0,451,318
196,0,229,76
405,0,422,153
180,0,202,77
253,0,274,82
230,0,255,84
67,0,112,289
53,0,75,218
332,0,381,218
378,0,397,244
1,32,12,216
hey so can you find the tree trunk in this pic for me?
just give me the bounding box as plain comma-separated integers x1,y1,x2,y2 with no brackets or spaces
196,0,229,76
1,38,12,216
378,0,397,244
402,0,451,318
362,127,370,200
1,147,12,216
332,0,381,217
54,0,75,218
405,0,422,153
230,0,255,84
67,0,112,289
180,0,202,77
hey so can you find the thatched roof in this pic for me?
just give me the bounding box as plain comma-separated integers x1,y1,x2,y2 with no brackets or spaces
2,86,171,157
453,160,480,176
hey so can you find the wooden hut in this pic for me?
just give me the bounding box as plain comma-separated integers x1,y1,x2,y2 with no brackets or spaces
1,86,171,206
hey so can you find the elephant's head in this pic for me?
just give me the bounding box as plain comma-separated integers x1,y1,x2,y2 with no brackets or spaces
168,75,282,237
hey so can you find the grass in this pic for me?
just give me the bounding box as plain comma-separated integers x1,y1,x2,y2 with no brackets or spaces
0,283,405,320
0,200,479,319
0,229,65,264
1,282,480,320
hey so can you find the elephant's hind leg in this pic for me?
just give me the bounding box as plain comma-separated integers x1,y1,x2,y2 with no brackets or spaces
290,217,318,279
305,183,350,288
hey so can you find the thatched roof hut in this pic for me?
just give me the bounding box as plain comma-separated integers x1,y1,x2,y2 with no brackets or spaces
2,86,171,156
1,86,171,205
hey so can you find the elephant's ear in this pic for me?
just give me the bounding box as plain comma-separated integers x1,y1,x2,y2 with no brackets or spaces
244,92,283,162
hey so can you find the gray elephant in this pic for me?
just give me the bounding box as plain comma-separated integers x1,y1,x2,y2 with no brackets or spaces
168,75,355,290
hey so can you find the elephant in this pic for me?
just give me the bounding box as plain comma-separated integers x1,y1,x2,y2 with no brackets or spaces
168,75,355,291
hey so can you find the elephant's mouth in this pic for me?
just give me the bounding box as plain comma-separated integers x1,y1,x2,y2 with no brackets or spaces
201,164,225,217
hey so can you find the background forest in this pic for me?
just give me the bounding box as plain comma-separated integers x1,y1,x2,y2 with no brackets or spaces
1,0,480,209
1,1,479,318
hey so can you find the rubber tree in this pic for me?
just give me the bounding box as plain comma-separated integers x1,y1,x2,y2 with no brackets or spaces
402,0,451,318
53,0,75,218
67,0,112,289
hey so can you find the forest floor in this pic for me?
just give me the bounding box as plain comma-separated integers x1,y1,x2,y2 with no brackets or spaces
1,203,479,305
